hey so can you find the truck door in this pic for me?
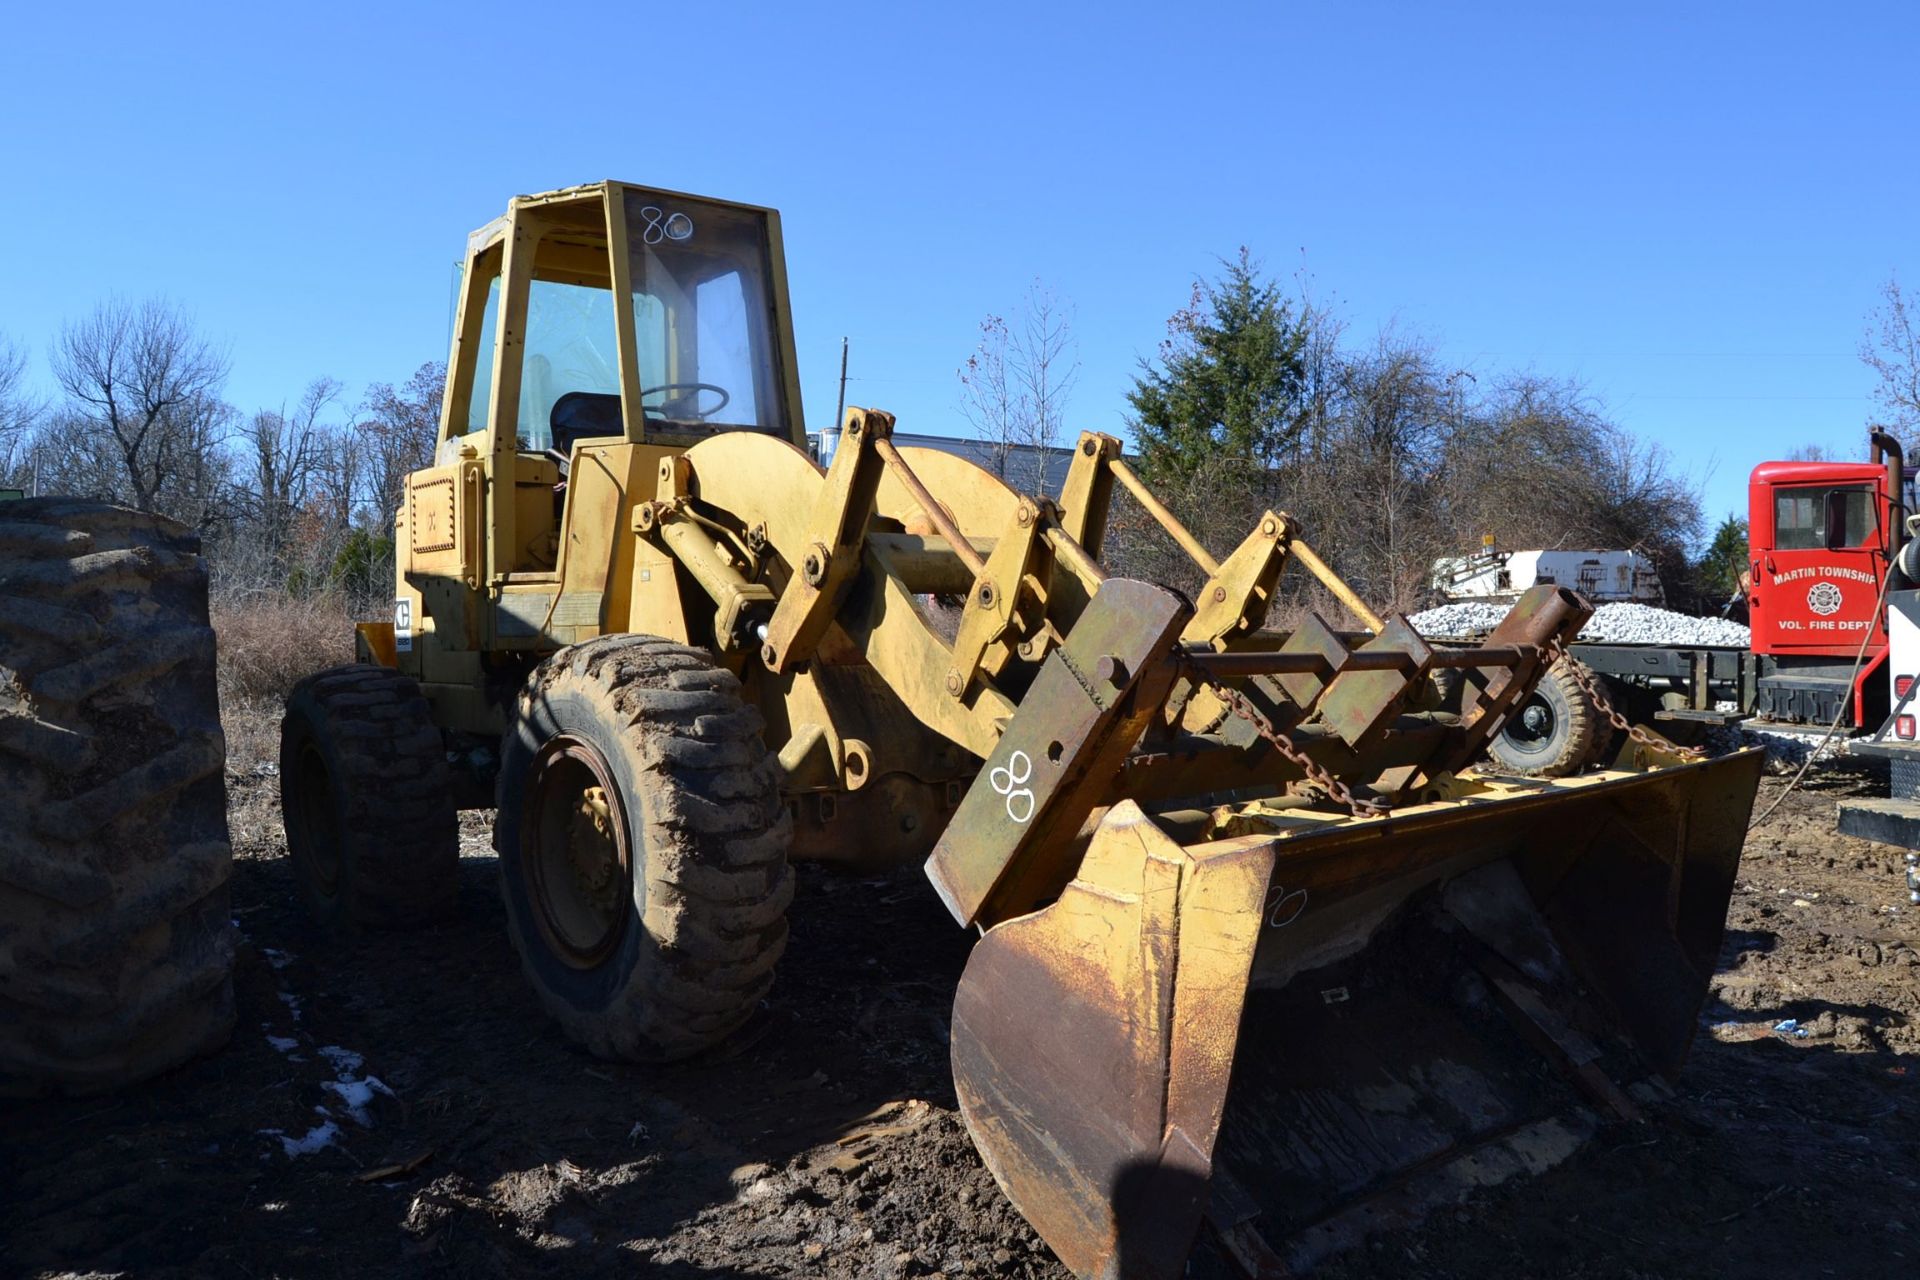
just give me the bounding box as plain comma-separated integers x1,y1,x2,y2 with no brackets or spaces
1750,475,1886,656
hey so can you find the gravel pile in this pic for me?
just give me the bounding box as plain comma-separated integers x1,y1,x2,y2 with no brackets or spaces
1581,603,1751,646
1408,600,1751,648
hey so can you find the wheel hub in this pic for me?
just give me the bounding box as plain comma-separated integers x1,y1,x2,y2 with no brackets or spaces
524,736,632,969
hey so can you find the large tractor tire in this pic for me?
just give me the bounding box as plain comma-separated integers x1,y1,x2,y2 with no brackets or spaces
1487,654,1601,777
280,665,459,929
0,499,233,1096
495,635,793,1062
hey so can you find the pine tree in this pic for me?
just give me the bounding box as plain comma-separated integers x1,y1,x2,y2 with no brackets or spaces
1697,513,1749,596
1125,250,1309,485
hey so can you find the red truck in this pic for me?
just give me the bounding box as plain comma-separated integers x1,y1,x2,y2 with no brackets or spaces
1744,429,1909,728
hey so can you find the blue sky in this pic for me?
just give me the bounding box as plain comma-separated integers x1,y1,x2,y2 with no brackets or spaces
2,2,1913,533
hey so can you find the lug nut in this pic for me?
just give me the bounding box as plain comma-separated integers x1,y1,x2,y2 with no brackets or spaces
945,670,963,696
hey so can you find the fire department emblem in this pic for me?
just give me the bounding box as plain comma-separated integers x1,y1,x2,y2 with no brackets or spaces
1807,581,1844,616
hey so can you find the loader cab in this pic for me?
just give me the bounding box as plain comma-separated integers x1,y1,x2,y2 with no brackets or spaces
441,181,805,459
395,182,807,701
428,180,803,576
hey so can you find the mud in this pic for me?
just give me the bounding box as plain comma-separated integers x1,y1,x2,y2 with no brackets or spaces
4,731,1916,1279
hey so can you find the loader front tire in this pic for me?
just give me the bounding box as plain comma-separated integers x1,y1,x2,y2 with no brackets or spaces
280,664,459,929
0,499,234,1096
495,636,793,1063
1487,655,1601,777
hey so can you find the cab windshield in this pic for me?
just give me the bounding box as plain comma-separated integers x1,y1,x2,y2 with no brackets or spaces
623,189,783,436
465,190,789,450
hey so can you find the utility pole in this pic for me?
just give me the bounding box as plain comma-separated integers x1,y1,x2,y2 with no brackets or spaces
833,337,849,432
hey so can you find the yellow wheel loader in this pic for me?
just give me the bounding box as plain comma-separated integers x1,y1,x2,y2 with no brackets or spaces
281,181,1764,1276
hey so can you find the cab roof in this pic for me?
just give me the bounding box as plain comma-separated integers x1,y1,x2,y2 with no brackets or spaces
1750,460,1887,487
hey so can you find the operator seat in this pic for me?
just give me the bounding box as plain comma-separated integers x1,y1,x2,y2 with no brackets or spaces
549,391,625,456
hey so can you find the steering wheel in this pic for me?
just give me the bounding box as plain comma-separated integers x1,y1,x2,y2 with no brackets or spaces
640,381,731,420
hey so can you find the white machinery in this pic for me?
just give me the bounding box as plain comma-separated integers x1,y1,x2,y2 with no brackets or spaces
1431,546,1665,606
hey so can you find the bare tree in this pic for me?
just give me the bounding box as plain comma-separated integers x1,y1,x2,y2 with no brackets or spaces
0,332,37,488
236,377,343,576
1011,283,1078,470
48,298,231,521
957,282,1079,493
355,362,445,519
958,314,1017,480
1862,275,1920,434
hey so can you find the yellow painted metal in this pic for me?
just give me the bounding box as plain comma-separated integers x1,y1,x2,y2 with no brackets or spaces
678,427,1019,758
760,408,894,672
876,436,990,580
877,445,1024,543
355,622,398,668
1183,510,1291,648
486,209,540,583
947,500,1045,698
1055,432,1121,559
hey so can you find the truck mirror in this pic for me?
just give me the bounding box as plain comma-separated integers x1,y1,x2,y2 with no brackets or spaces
1823,490,1849,550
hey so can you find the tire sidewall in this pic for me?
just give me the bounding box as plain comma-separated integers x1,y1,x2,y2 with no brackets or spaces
280,683,356,928
1491,673,1583,774
496,683,652,1013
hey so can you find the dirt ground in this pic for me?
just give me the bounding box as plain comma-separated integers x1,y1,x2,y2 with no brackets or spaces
5,718,1917,1280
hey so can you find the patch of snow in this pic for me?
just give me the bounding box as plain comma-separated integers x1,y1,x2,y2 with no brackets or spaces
262,948,294,970
261,1122,341,1157
323,1076,397,1126
278,992,302,1022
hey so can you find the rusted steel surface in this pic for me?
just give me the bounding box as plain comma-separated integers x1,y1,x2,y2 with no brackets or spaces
951,802,1273,1280
1272,613,1348,712
952,749,1764,1278
924,580,1190,928
1315,615,1435,751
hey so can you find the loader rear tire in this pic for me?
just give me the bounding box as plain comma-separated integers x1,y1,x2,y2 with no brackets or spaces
0,499,233,1096
1487,654,1600,777
280,664,459,929
495,635,793,1063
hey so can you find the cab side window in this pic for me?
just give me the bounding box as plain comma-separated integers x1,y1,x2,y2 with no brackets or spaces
518,280,622,451
1774,484,1874,551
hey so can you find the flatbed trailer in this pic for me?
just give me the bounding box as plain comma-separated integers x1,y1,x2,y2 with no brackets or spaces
1427,633,1758,726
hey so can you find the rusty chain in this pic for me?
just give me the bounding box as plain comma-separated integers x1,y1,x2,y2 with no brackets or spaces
1539,633,1706,762
1192,629,1702,821
1200,676,1392,818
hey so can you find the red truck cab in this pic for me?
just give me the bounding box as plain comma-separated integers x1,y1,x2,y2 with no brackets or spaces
1747,442,1905,726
